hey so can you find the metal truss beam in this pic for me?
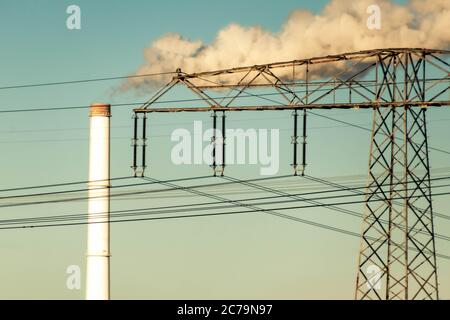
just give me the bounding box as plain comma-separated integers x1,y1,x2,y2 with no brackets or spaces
134,101,449,113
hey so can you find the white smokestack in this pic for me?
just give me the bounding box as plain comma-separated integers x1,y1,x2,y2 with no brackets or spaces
86,103,111,300
124,0,450,91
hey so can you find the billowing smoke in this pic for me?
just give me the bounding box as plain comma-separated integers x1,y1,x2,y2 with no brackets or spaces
124,0,450,91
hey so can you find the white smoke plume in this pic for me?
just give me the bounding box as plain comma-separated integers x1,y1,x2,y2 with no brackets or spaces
125,0,450,91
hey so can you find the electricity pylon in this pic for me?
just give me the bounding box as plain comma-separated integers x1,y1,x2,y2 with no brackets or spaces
130,48,449,299
355,53,443,300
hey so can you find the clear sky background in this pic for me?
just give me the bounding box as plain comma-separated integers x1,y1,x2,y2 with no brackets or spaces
0,0,448,299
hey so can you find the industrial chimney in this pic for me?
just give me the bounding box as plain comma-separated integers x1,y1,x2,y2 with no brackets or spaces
86,103,111,300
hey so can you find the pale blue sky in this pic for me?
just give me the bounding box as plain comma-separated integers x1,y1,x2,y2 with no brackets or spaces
0,0,448,299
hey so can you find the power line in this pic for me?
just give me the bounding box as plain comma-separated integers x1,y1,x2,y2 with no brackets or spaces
4,179,450,259
31,190,444,243
1,71,444,92
308,110,450,155
3,173,449,199
3,178,450,226
0,176,131,193
0,175,289,208
0,176,210,200
220,175,450,241
3,206,449,260
0,71,176,91
1,174,449,209
1,117,450,157
0,114,368,135
1,176,449,260
302,174,450,221
0,170,369,195
142,176,450,256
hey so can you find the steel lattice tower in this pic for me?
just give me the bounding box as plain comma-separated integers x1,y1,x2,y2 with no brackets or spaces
355,54,440,300
130,48,449,300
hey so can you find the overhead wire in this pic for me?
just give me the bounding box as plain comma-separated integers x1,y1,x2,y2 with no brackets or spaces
0,175,290,208
0,175,448,223
0,174,449,209
302,174,450,221
221,175,450,241
0,175,449,260
0,71,176,91
1,178,450,226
